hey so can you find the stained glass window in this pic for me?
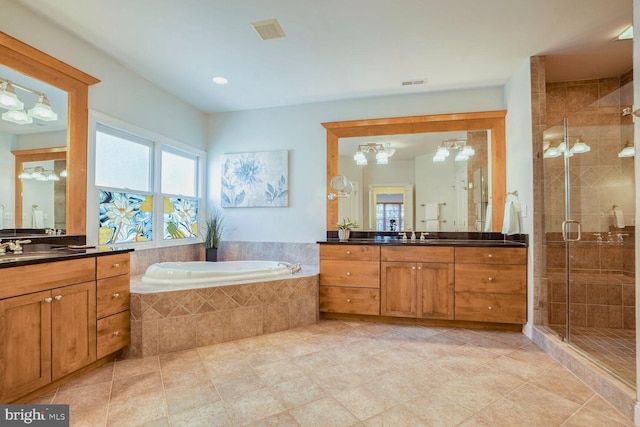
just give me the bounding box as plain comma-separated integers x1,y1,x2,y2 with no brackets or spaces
98,190,153,244
163,197,198,240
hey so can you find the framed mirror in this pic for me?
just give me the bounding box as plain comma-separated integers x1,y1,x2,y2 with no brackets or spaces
0,32,100,235
323,110,506,231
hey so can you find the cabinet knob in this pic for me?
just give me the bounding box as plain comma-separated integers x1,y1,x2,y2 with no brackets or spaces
113,293,120,298
346,250,351,255
488,277,493,282
54,295,62,301
44,297,52,303
487,254,493,258
488,306,493,310
113,263,120,268
113,331,120,336
346,298,352,303
412,266,416,270
417,266,422,270
346,272,351,276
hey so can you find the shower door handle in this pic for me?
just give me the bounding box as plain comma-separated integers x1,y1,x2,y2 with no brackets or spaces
562,220,582,242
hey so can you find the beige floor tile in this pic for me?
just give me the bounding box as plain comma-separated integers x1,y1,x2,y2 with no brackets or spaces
246,346,290,367
528,364,595,404
289,396,359,427
114,356,160,379
53,381,111,427
161,360,211,389
170,401,232,427
107,392,168,427
308,362,364,394
254,358,306,386
212,369,266,400
333,384,391,420
434,378,505,412
489,354,553,381
362,404,430,427
404,392,474,426
224,388,286,425
269,375,326,409
249,411,300,426
584,395,634,425
58,362,114,391
158,348,202,370
164,382,221,415
563,406,634,427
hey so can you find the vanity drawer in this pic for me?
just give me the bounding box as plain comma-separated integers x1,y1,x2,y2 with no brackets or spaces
381,246,454,263
97,311,130,359
320,245,380,261
97,275,130,318
455,292,526,324
320,286,380,315
97,253,130,279
455,247,526,265
455,264,526,293
320,260,380,288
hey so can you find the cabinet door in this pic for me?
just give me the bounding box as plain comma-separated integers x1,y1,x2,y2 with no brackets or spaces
51,281,97,380
381,262,417,317
0,290,52,402
418,262,454,320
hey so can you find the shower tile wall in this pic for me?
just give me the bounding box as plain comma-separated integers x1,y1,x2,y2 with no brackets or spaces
542,70,635,329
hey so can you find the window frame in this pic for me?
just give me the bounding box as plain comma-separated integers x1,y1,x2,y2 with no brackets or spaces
88,111,206,249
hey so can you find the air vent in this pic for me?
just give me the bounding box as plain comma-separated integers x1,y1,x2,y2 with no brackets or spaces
251,19,286,40
402,79,427,86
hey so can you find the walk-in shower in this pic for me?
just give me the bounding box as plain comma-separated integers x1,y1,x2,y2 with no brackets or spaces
540,78,635,387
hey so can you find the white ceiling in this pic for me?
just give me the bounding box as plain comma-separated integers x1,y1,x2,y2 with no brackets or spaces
16,0,634,114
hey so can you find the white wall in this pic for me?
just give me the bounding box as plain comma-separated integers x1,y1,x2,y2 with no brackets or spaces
208,87,505,243
1,1,206,154
504,60,534,335
0,132,16,228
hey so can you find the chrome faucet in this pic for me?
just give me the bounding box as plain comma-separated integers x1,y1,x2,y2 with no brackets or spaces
617,233,630,243
278,262,302,274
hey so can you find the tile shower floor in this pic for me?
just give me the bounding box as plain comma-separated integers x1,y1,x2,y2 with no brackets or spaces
31,320,633,426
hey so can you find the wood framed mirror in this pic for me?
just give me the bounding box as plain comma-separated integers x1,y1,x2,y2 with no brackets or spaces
0,32,100,235
323,110,507,231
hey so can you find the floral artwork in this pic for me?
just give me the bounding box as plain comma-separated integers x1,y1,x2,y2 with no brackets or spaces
99,191,153,244
221,150,289,207
163,197,199,240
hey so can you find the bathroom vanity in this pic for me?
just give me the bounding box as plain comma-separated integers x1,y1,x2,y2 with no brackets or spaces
0,246,132,402
319,235,527,328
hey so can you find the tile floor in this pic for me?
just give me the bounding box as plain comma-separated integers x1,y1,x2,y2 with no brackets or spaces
31,320,634,426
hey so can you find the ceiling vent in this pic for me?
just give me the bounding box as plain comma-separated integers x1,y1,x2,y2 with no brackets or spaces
402,79,427,86
251,19,286,40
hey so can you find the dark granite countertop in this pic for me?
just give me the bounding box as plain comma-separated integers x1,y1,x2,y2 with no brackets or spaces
319,231,528,248
0,243,133,268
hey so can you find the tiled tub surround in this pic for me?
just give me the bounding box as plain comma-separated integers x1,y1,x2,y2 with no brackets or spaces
126,270,319,358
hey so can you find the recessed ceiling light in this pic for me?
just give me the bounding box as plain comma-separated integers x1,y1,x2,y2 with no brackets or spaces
617,25,633,40
212,76,228,85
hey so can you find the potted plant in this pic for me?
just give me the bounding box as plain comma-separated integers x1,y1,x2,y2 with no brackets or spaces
337,217,358,241
203,208,226,261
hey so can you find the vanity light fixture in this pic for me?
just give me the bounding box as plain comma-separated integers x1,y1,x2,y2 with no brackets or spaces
569,139,590,154
543,137,590,158
432,139,474,163
618,142,635,158
18,166,61,181
0,78,58,125
353,143,395,165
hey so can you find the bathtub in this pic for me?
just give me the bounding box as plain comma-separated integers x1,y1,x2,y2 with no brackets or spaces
140,260,293,286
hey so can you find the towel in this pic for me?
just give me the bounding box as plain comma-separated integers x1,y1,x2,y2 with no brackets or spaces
426,220,440,231
425,203,439,220
613,207,625,228
483,204,492,232
501,201,521,235
32,209,44,228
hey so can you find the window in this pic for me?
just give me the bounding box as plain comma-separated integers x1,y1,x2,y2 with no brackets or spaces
95,124,152,192
376,202,404,231
92,117,204,247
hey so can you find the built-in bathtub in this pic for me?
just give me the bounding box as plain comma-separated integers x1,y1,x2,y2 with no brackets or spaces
126,261,319,358
140,260,293,289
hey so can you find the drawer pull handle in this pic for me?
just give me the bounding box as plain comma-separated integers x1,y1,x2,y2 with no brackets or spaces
44,297,52,303
113,263,120,268
113,293,120,298
54,295,62,301
488,254,493,258
346,272,351,276
113,331,120,337
488,277,493,282
346,298,351,303
346,250,351,255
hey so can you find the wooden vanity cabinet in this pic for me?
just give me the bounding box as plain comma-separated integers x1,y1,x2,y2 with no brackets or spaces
319,245,380,315
454,247,527,324
380,246,454,320
0,258,96,402
96,254,131,358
